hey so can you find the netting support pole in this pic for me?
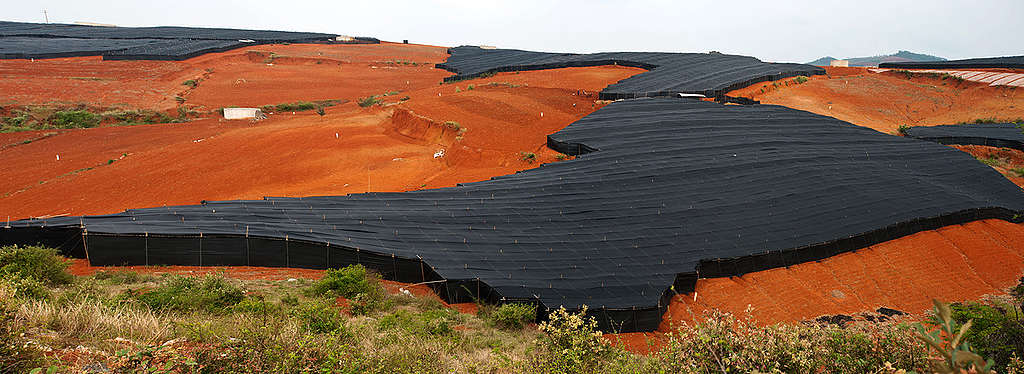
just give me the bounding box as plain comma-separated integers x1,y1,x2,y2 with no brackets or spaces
392,254,398,279
418,256,425,282
82,229,90,263
245,225,250,267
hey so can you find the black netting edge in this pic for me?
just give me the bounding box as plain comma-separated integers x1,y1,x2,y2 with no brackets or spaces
435,48,824,99
906,136,1024,153
671,207,1024,294
2,38,379,61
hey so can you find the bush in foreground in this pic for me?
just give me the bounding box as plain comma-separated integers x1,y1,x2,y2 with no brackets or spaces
130,273,244,313
479,302,536,330
307,264,375,299
0,245,73,287
650,310,927,373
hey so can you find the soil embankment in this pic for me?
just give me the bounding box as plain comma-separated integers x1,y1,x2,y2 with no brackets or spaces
728,67,1024,133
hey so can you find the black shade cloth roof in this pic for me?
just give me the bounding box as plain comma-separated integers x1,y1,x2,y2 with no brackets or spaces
0,20,377,60
905,123,1024,151
0,21,334,41
0,36,165,59
437,46,825,99
102,39,251,61
6,98,1024,332
879,55,1024,70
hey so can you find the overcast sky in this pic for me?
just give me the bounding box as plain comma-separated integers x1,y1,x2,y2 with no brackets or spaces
8,0,1022,62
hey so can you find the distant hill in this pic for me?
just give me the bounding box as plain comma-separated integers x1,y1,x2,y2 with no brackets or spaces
807,51,946,67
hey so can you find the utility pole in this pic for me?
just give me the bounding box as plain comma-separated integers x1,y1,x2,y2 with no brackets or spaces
43,10,49,23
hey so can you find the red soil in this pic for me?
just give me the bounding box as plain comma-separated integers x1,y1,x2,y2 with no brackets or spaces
0,42,451,112
0,44,643,219
182,43,451,111
662,219,1024,327
728,67,1024,133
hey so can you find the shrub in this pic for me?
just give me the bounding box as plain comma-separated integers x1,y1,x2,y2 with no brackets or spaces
532,306,611,373
0,245,73,286
916,299,998,373
793,75,809,84
131,273,244,313
480,302,536,330
348,291,391,316
651,309,927,373
358,96,383,107
307,265,375,299
897,124,911,136
182,79,198,88
947,300,1024,372
520,152,537,163
50,110,101,129
294,300,345,334
2,276,50,300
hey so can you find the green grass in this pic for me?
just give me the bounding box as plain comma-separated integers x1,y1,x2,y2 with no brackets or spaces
91,270,157,285
0,106,182,133
357,92,401,108
979,156,1006,167
959,117,1024,125
261,99,343,113
1,246,1015,373
99,109,175,126
1012,168,1024,177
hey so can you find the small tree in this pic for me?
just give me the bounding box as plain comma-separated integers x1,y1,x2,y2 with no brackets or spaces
914,299,996,374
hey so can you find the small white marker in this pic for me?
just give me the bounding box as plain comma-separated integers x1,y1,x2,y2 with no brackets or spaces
56,154,60,161
540,112,544,117
335,132,339,139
